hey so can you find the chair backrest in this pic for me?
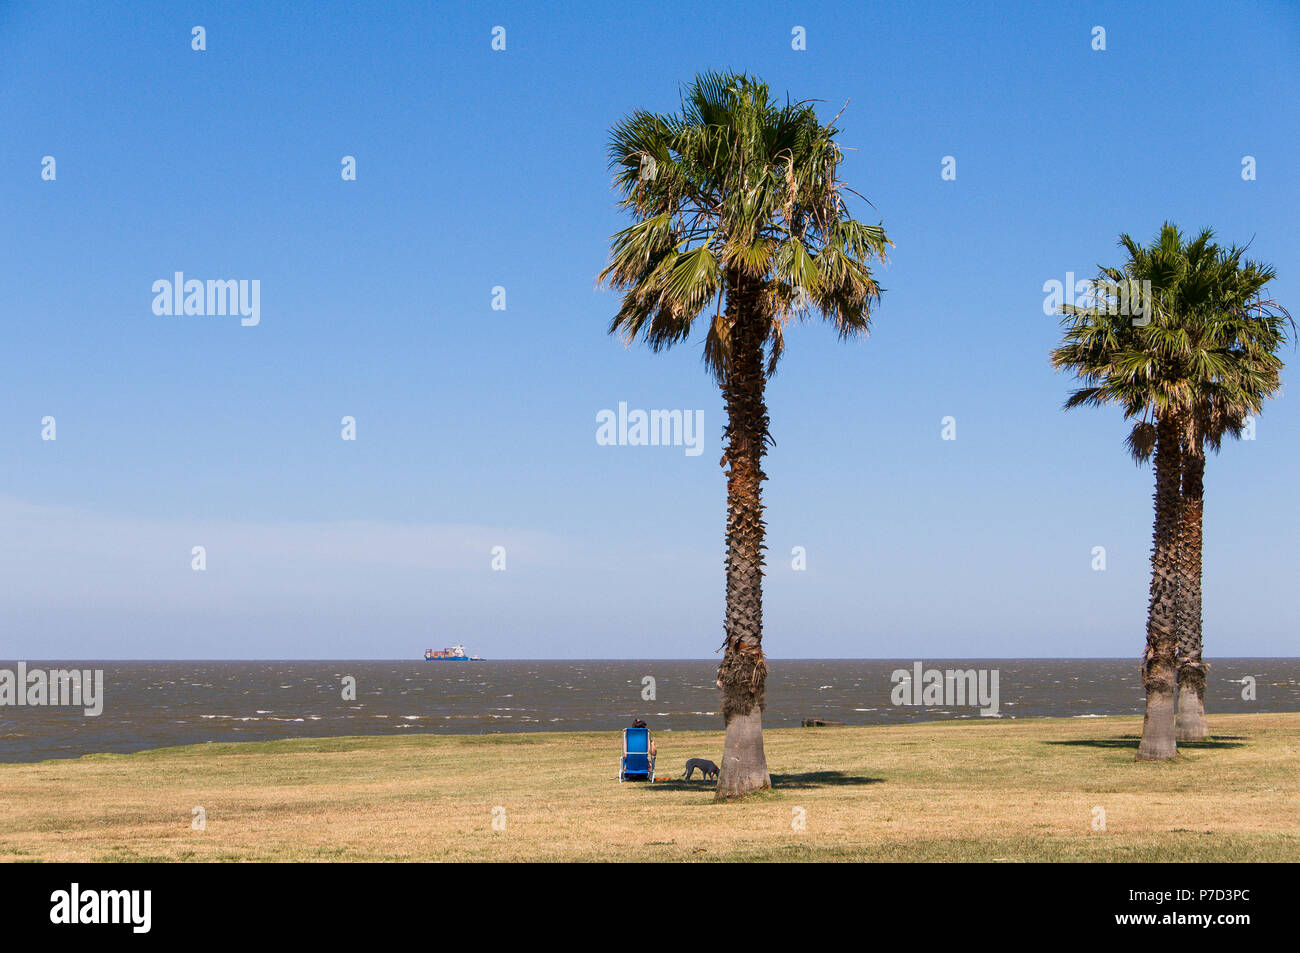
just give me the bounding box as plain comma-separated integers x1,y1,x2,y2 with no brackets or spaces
623,726,651,774
624,727,650,755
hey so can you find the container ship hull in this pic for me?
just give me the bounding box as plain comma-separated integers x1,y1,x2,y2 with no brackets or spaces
423,644,483,661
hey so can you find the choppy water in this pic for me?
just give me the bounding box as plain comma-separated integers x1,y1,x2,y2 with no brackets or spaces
2,658,1297,763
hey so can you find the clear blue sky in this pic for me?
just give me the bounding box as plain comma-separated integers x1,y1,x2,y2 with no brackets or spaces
2,1,1297,659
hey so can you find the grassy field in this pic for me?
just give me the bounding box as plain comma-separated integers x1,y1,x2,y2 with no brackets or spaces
1,712,1296,862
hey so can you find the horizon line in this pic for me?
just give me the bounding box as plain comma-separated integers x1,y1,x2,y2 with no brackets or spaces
4,656,1298,663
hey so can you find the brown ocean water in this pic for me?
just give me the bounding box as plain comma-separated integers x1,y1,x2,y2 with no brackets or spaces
2,658,1297,763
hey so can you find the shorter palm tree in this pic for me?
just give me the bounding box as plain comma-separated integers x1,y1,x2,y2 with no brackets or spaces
1052,225,1214,760
1055,228,1289,755
1168,249,1289,740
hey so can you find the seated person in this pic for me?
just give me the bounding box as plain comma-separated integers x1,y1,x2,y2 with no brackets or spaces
632,718,656,757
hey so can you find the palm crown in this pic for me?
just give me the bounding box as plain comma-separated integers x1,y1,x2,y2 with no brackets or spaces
1051,223,1288,457
599,72,890,379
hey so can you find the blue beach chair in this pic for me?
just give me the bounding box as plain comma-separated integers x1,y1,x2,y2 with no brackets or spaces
619,726,656,783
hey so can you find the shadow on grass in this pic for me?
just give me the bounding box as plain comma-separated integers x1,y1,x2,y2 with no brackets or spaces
644,779,716,792
771,771,884,789
1045,735,1246,750
644,770,883,792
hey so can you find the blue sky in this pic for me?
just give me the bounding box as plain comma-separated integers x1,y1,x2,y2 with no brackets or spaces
2,0,1297,659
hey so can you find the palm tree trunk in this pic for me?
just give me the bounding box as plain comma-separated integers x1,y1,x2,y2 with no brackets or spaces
1137,413,1182,761
1176,448,1208,741
715,274,772,799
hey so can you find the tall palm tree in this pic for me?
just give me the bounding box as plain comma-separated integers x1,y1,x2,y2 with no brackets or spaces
1170,249,1288,741
599,73,889,797
1052,225,1218,760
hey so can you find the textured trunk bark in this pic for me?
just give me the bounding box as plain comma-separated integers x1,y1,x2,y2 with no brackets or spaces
1176,677,1208,741
1137,414,1181,762
715,273,772,799
1176,449,1208,742
1138,688,1177,761
717,709,770,798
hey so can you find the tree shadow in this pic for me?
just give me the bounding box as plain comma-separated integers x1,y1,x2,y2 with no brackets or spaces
644,778,716,792
643,770,883,791
1045,735,1246,750
771,770,884,788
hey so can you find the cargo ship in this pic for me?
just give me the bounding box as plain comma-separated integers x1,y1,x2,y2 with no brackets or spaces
423,645,483,661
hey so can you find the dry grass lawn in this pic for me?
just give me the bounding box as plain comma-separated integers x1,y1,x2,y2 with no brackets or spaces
1,713,1296,861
